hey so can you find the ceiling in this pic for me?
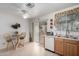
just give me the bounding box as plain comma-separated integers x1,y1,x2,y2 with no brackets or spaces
0,3,79,19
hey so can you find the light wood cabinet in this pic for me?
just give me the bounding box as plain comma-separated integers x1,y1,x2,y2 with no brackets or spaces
55,37,63,55
70,44,78,56
63,39,79,56
63,43,70,56
55,37,79,56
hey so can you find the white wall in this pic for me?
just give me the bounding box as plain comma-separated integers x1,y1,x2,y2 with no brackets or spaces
39,13,54,32
0,10,29,49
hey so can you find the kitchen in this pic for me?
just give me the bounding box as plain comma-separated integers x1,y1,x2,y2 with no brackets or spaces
0,3,79,56
40,5,79,56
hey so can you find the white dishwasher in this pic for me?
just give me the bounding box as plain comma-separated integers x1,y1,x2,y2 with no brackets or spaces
45,36,55,52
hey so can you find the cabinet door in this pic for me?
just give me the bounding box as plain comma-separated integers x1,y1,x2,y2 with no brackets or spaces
70,44,78,56
64,43,78,56
55,38,63,55
66,43,70,56
64,43,70,56
63,44,67,56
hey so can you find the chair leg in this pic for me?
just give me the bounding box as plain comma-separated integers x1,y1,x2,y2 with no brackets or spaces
15,39,20,48
21,40,24,47
7,43,9,50
11,41,15,49
23,40,24,47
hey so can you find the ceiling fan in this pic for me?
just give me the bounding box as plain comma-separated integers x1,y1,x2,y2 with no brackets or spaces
25,3,35,8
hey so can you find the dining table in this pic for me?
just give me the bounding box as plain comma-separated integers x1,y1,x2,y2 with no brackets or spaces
11,32,21,49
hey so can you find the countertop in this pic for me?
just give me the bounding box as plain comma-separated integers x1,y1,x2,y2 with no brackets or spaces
55,36,79,41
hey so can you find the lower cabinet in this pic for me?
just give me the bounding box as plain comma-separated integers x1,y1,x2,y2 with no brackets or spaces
63,40,78,56
55,37,63,55
63,43,70,56
55,37,79,56
70,44,78,56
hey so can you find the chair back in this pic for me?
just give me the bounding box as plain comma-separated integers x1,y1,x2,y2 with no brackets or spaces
20,32,26,40
4,33,12,42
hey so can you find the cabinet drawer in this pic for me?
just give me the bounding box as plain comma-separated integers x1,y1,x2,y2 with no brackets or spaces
64,39,78,45
69,40,78,45
64,39,70,43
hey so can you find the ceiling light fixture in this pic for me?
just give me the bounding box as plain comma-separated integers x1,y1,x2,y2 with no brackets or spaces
23,13,29,19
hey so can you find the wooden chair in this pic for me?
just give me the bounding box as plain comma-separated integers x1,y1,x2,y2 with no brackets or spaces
19,32,26,47
4,33,14,49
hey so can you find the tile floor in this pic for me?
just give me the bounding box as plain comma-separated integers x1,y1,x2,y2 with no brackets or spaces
0,42,59,56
